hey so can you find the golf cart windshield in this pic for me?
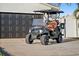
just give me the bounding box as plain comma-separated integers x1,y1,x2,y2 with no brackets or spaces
49,13,60,19
34,10,64,20
32,19,44,26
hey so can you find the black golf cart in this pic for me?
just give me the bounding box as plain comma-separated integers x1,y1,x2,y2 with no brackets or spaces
25,10,64,45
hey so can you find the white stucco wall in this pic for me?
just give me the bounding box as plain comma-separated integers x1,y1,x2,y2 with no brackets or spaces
77,20,79,37
0,3,52,13
65,15,77,37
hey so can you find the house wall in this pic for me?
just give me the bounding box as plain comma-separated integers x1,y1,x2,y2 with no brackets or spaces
65,15,77,37
77,19,79,37
0,3,51,13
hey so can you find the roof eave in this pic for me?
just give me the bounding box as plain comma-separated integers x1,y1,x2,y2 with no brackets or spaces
40,3,60,10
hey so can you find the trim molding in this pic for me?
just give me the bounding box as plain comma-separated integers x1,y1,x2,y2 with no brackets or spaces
0,12,43,15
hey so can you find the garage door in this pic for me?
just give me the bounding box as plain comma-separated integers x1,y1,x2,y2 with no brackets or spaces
0,13,33,38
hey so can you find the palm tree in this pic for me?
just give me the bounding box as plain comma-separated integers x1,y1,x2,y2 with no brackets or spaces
74,3,79,19
77,3,79,8
73,3,79,37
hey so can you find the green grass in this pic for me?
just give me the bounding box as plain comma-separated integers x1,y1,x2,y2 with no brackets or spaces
0,47,10,56
0,52,3,56
0,50,11,56
0,51,5,56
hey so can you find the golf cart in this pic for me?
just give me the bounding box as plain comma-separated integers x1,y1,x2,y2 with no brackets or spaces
25,10,64,45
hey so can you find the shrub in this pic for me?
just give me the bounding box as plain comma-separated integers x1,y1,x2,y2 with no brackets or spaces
74,8,79,19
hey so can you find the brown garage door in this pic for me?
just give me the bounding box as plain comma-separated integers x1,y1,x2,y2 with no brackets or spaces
0,12,43,38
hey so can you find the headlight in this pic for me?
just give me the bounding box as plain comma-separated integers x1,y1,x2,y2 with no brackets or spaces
39,30,43,33
29,29,31,33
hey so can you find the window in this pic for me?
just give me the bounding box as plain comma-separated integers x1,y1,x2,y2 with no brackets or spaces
16,26,18,31
1,20,4,25
9,19,12,25
9,26,12,31
22,20,25,25
1,27,4,31
22,26,25,31
16,20,18,25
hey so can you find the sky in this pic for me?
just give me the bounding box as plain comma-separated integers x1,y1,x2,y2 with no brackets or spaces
60,3,77,17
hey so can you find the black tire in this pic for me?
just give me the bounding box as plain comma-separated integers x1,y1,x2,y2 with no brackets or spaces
40,35,49,45
56,34,62,43
25,34,33,44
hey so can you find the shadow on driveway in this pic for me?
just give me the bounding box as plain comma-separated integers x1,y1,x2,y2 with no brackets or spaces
32,37,79,45
48,37,79,45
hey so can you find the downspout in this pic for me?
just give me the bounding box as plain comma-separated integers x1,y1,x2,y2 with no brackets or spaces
76,19,78,37
64,18,66,38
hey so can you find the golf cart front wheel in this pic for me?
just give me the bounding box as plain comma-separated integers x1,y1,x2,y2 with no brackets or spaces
25,34,33,44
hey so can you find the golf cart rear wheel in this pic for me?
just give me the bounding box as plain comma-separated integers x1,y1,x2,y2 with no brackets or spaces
56,35,62,43
40,35,49,45
25,34,33,44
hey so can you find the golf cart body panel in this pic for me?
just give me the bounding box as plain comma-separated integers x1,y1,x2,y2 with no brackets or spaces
29,19,44,39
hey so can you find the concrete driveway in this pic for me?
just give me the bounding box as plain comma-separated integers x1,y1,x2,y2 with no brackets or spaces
0,38,79,56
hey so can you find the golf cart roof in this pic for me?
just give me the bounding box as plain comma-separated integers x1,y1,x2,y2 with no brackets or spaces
34,10,64,14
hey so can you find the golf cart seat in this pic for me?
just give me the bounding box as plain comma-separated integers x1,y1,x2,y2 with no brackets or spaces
47,20,60,31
